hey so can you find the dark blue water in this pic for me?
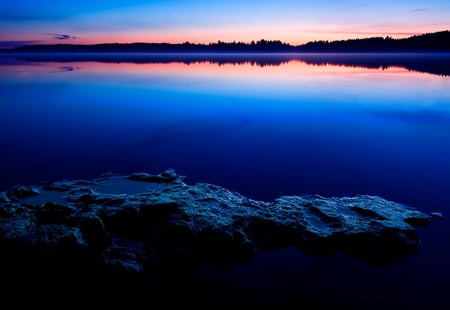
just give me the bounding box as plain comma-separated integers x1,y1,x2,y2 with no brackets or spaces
0,53,449,308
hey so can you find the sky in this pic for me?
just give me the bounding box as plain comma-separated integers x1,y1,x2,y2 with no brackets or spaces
0,0,449,48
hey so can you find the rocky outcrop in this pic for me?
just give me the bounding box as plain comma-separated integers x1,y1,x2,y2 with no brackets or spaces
0,169,434,282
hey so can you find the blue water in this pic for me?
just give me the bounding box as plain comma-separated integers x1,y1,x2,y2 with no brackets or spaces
0,53,449,308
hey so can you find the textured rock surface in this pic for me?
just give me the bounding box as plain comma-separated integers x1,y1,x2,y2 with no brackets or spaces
0,169,433,282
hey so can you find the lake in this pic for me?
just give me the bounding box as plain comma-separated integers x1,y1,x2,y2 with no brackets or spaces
0,53,449,308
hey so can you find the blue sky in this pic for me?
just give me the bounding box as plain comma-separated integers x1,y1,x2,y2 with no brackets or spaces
0,0,449,47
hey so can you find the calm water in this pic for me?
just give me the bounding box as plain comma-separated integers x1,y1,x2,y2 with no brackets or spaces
0,53,449,308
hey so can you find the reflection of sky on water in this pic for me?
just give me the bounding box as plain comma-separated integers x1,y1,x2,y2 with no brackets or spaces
2,58,449,106
1,55,450,310
0,57,449,214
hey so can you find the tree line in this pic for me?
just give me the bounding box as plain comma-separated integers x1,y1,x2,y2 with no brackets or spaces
9,30,450,53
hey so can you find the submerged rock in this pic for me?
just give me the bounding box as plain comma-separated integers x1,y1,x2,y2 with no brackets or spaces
0,169,434,282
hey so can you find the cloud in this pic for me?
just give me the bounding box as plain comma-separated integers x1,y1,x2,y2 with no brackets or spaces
42,33,77,40
410,8,428,13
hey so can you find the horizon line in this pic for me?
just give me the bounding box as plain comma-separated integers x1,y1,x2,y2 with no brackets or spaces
2,29,449,50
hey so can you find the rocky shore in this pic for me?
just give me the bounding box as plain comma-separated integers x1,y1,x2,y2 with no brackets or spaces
0,169,433,287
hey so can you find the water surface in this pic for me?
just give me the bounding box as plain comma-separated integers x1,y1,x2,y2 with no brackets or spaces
0,53,449,308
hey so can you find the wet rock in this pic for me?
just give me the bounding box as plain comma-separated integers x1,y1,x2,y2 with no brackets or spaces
126,169,180,183
36,202,75,224
79,215,110,247
0,192,10,203
431,212,444,219
7,185,40,201
0,170,435,280
42,180,89,192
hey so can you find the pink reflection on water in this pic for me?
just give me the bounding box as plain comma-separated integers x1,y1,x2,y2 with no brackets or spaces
2,56,448,106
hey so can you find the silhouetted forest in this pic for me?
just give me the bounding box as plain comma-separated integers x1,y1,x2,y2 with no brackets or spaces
297,30,450,52
4,30,450,53
9,40,295,53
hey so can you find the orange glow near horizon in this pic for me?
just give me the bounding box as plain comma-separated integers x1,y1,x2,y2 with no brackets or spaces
1,0,449,50
2,24,447,47
45,28,434,46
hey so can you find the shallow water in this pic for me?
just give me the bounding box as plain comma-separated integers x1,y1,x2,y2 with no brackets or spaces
0,53,449,307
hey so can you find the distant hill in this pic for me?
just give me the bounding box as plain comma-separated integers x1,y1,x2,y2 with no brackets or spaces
4,30,450,53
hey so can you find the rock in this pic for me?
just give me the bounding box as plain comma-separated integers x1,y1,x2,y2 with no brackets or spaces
7,185,40,201
0,170,433,282
0,192,9,203
126,169,180,183
431,212,444,219
42,180,91,192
